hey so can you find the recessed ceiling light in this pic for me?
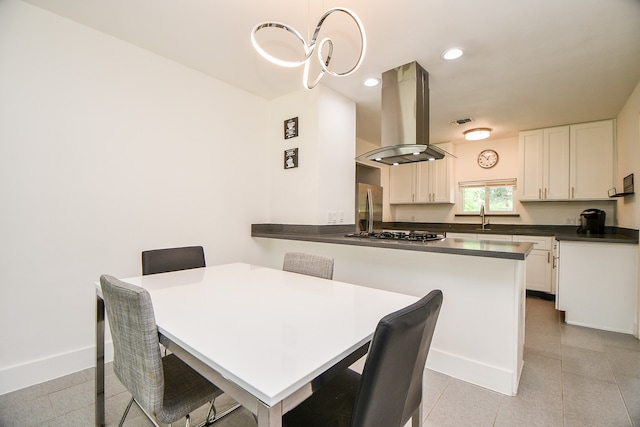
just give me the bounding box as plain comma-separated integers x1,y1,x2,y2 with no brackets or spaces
464,128,492,140
364,77,380,87
441,47,464,61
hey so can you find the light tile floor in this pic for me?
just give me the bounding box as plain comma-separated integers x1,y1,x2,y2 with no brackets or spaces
1,296,638,426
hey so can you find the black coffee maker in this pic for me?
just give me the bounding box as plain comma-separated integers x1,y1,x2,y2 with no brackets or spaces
577,209,605,234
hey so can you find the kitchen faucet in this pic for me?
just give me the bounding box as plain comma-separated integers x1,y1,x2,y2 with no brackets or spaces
480,204,488,230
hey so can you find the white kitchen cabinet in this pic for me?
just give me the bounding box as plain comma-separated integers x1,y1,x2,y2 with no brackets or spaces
478,234,513,242
444,232,475,239
388,163,415,203
519,119,614,201
570,120,615,200
389,142,454,204
556,240,637,333
513,235,554,294
445,233,512,241
519,126,570,201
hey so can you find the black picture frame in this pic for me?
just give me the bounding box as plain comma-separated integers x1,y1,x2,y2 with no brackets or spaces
284,117,298,139
284,148,298,169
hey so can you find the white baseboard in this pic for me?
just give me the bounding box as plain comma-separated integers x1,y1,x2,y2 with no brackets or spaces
426,347,518,396
0,342,113,396
565,319,635,335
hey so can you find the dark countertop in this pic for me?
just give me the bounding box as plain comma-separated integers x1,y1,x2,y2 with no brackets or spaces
388,222,638,244
251,222,638,260
251,224,534,260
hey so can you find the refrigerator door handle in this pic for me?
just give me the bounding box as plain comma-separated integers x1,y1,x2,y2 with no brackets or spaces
366,188,374,234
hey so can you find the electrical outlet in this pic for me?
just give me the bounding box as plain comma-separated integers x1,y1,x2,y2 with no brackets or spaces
338,211,344,223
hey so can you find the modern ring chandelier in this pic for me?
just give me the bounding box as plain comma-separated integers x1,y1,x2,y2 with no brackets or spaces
250,7,366,89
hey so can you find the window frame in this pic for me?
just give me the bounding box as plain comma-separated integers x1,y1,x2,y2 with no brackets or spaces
458,179,517,214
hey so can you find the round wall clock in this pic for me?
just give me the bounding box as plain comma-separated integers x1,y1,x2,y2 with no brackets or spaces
477,149,498,169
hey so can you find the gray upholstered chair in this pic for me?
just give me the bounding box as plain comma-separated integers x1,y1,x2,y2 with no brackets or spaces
142,246,206,276
282,252,334,279
282,289,443,427
100,274,223,427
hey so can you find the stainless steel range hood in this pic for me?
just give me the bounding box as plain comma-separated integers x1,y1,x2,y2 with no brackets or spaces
357,61,447,165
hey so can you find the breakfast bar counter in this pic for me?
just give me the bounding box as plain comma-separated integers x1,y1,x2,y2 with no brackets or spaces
251,223,534,260
251,223,529,396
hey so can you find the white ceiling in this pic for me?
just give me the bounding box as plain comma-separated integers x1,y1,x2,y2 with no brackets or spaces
22,0,640,145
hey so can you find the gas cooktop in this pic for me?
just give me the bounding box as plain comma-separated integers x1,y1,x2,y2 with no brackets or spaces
345,230,445,242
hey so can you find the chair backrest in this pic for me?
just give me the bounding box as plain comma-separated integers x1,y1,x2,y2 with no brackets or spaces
282,252,334,280
351,289,443,427
142,246,206,275
100,274,164,414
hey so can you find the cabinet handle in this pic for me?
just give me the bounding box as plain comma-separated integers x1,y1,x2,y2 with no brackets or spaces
538,188,542,199
547,252,550,263
544,188,547,199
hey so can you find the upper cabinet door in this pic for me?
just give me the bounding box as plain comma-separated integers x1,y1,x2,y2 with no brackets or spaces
543,126,570,200
569,120,615,200
430,142,454,203
519,130,545,200
389,163,415,203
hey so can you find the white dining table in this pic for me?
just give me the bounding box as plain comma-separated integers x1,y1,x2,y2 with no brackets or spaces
94,262,419,427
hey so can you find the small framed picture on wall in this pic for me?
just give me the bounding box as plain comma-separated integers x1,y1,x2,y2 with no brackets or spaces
284,117,298,139
284,148,298,169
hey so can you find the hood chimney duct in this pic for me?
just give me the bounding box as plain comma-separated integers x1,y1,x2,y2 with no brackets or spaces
357,61,447,165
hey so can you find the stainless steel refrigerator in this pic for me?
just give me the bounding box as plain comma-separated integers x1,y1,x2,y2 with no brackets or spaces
356,183,383,233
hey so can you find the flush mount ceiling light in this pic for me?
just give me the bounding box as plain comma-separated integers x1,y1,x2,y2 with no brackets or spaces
363,77,380,87
441,47,464,60
251,7,366,90
464,128,492,140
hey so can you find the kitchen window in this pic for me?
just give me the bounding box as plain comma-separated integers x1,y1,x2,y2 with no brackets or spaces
459,179,517,214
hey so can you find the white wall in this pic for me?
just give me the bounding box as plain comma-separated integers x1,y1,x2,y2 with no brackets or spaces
269,86,355,225
0,0,270,394
389,136,617,226
615,80,640,229
614,79,640,338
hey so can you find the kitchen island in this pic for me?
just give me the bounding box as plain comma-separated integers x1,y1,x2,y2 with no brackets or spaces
252,224,532,396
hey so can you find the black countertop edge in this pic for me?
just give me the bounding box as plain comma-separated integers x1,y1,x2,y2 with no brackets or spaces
251,225,533,260
251,223,355,235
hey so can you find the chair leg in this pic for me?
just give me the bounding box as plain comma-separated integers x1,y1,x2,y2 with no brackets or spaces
198,401,242,426
411,402,423,427
129,397,161,427
118,397,135,427
205,400,216,424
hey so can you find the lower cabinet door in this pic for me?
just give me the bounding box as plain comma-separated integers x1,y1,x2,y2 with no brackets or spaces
525,249,552,293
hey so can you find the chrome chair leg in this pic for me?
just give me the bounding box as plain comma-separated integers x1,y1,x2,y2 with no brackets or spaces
118,397,135,427
200,402,242,426
205,400,216,423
